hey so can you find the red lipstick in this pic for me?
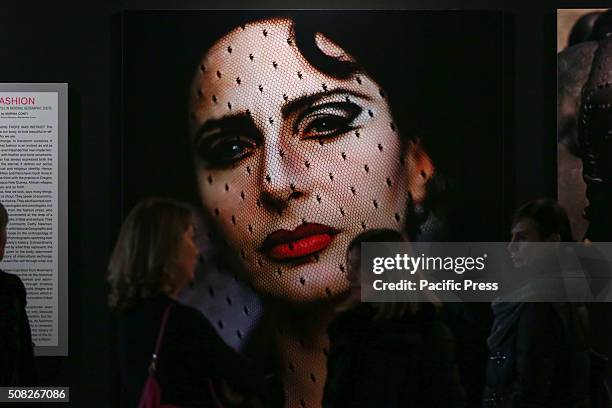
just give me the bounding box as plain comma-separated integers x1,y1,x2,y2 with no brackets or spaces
260,223,340,261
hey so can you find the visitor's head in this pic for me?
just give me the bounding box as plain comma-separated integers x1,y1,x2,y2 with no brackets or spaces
108,197,198,310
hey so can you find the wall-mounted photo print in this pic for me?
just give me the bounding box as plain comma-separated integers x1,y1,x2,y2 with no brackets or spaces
114,10,510,407
558,8,612,242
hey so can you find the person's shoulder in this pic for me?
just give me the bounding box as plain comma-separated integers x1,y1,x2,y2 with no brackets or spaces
519,302,558,315
328,304,374,334
520,302,574,317
0,270,26,294
517,302,565,333
518,302,553,318
171,300,200,318
168,302,229,347
0,269,14,281
405,306,453,347
547,302,587,326
170,301,216,331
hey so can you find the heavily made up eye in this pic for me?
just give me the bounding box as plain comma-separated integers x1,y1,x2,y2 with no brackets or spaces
295,102,362,140
195,134,257,168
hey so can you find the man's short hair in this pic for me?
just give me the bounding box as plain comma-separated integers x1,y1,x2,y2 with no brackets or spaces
0,201,8,229
512,198,574,242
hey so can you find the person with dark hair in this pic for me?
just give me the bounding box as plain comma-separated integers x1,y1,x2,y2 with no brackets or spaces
322,229,465,408
0,201,38,386
108,197,274,407
482,199,591,407
510,198,574,244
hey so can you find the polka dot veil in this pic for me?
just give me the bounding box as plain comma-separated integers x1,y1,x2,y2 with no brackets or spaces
180,17,432,407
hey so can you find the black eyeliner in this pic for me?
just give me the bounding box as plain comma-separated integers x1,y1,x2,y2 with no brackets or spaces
293,101,362,135
196,129,259,168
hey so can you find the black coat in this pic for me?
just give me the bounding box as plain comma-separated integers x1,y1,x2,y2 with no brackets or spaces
442,303,493,407
323,303,466,408
0,270,38,386
482,302,590,408
117,294,269,408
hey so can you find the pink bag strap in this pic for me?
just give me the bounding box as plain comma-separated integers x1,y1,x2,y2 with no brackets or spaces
149,303,174,374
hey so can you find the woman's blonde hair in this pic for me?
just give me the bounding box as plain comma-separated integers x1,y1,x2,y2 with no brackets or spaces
108,197,193,311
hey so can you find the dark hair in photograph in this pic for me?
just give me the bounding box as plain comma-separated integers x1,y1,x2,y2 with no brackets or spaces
121,10,507,241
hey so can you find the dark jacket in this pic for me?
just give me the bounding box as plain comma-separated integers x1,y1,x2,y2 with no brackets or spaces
442,303,493,407
117,294,268,408
482,302,590,408
323,303,466,408
0,270,38,386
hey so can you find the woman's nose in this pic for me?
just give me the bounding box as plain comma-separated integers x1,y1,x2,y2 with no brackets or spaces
258,141,306,212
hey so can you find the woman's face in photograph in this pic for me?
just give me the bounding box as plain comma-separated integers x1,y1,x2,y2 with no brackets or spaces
190,18,429,302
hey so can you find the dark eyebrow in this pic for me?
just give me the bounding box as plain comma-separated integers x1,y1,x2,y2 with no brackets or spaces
193,113,254,142
193,88,371,140
281,88,372,119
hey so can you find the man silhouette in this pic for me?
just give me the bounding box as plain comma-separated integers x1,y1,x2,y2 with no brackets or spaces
0,201,37,385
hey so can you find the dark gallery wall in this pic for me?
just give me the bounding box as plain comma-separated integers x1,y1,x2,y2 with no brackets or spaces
1,2,119,406
0,1,126,406
0,0,606,406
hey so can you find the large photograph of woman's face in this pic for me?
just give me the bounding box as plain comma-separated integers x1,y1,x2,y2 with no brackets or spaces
118,10,509,407
190,17,427,302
